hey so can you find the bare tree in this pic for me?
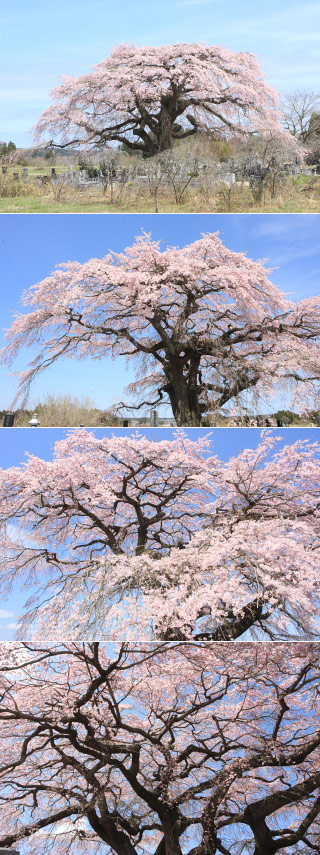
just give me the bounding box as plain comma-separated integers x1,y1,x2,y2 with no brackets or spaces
159,150,200,204
233,131,303,201
282,91,320,142
146,158,166,212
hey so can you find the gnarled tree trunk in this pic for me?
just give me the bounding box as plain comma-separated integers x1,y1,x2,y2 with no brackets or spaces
165,359,203,426
158,103,174,152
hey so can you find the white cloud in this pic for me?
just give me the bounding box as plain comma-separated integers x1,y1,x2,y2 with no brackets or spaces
0,609,14,618
218,2,320,37
176,0,211,5
1,88,50,102
39,818,88,836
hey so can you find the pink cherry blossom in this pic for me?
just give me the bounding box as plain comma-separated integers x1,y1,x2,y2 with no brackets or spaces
33,43,286,155
0,429,318,640
2,232,320,426
0,641,319,855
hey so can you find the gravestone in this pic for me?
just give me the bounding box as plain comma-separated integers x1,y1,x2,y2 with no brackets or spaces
0,850,20,855
3,412,15,427
29,412,41,427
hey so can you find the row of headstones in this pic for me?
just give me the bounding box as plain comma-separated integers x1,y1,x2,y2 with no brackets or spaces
2,165,46,179
2,162,316,188
0,849,20,855
36,168,236,188
52,166,237,187
3,410,173,427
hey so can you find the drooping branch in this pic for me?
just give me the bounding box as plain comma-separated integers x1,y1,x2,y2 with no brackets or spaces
3,232,320,426
34,43,286,156
0,643,320,855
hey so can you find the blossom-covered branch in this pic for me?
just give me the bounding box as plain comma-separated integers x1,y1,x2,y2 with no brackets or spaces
2,232,320,425
0,642,320,855
34,43,286,156
0,430,319,640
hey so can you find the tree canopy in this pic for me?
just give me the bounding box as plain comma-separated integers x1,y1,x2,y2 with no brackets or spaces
0,641,320,855
3,232,320,426
0,429,319,640
34,42,285,156
0,140,16,158
282,91,320,143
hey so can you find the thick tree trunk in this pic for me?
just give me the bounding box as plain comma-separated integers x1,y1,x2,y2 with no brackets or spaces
158,103,174,152
204,598,265,641
167,371,202,426
252,831,277,855
244,805,278,855
162,812,184,855
161,598,266,642
254,847,277,855
87,809,138,855
173,398,202,426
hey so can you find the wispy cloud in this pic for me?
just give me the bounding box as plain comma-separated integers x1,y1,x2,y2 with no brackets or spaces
1,88,50,102
217,2,320,36
255,221,319,242
0,609,14,619
175,0,211,6
271,246,320,267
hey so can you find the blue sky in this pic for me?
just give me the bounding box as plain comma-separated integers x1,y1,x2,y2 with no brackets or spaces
0,213,319,411
0,425,318,640
1,0,320,147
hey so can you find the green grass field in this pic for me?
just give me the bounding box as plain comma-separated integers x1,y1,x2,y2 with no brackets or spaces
4,163,78,176
0,174,319,213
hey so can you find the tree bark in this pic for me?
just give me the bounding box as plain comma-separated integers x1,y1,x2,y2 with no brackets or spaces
162,811,184,855
158,103,174,152
166,364,203,426
161,598,266,641
206,597,265,640
87,808,138,855
173,395,202,426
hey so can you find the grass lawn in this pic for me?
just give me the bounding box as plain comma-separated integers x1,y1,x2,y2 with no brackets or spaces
0,175,319,213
